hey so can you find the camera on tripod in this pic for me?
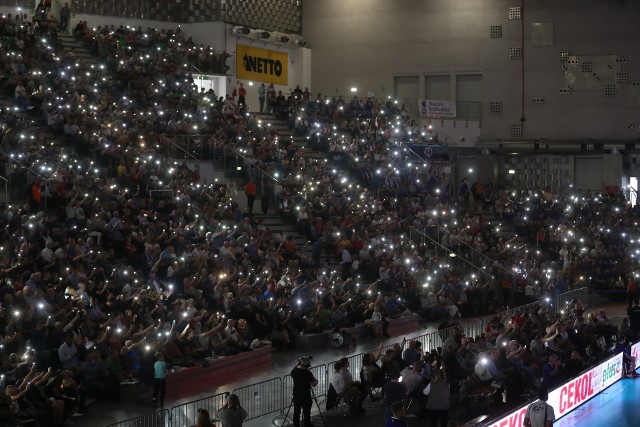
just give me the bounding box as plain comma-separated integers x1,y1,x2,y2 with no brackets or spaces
297,355,313,367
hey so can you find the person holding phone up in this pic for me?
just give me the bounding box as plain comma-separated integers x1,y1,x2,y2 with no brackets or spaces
215,393,248,427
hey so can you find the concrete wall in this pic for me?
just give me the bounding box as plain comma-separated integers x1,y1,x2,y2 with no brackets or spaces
302,0,640,142
459,153,625,192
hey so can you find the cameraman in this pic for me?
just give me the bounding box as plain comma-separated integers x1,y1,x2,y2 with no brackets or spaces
215,393,248,427
290,356,318,427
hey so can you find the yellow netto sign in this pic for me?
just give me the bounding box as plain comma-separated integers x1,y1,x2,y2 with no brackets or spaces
236,44,288,85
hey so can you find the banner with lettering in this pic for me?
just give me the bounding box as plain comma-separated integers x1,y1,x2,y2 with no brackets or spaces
631,341,640,369
548,352,622,418
486,352,624,427
236,44,288,85
417,99,457,118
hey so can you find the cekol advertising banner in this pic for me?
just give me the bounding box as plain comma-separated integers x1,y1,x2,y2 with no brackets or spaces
236,44,288,85
631,341,640,369
486,353,624,427
418,99,457,118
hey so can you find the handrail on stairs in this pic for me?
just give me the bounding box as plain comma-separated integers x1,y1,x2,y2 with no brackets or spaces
158,134,202,163
159,133,280,185
437,223,514,275
409,226,494,279
0,174,7,207
1,150,53,183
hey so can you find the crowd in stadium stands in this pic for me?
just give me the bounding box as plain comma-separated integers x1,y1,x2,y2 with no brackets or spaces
1,14,640,427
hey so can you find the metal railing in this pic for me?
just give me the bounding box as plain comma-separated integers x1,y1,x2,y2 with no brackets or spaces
109,297,551,427
160,134,279,198
556,287,589,315
1,150,53,184
425,223,515,278
231,378,284,422
105,409,170,427
0,174,8,206
169,392,227,427
159,134,202,163
182,55,231,76
409,226,494,280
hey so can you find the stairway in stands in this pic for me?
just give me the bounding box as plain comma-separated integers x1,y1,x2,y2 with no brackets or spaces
0,33,98,207
217,112,327,258
58,33,100,67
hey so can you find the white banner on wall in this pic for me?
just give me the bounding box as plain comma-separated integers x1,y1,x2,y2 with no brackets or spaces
631,341,640,369
418,99,457,118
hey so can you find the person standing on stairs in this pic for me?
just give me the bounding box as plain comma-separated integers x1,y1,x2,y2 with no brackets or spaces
266,83,275,113
59,3,71,33
244,177,256,216
237,83,247,107
36,0,47,23
341,243,352,280
260,180,271,215
258,83,266,113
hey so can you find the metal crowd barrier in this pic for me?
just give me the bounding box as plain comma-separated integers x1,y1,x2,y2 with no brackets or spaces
105,409,170,427
556,287,589,314
231,378,284,421
105,299,550,427
169,392,228,427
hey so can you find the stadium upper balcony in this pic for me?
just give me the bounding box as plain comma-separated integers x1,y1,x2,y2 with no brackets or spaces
55,0,302,32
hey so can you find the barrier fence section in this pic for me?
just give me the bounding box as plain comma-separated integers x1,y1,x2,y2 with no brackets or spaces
105,299,548,427
105,409,170,427
169,392,228,427
556,287,589,314
232,377,284,421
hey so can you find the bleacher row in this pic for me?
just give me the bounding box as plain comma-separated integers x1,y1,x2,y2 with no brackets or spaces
71,0,220,23
225,0,302,34
296,314,420,350
51,0,305,32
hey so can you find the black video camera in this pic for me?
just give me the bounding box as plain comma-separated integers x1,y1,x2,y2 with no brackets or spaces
297,355,313,367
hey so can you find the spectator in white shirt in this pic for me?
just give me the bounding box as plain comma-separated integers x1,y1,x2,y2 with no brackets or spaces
341,245,352,280
224,319,245,349
370,305,384,338
330,361,363,415
41,241,54,263
58,333,80,369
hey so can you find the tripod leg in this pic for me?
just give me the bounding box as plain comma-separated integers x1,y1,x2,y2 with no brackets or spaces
311,389,327,427
272,397,294,427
